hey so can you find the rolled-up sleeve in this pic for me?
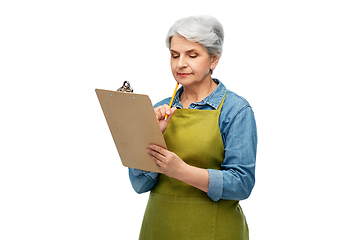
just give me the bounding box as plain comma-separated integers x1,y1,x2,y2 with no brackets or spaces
207,169,223,201
128,168,159,194
207,106,257,201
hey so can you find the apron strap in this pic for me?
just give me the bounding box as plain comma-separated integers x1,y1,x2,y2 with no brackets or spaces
217,90,227,112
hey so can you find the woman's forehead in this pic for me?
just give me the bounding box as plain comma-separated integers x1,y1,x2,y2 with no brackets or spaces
170,36,205,52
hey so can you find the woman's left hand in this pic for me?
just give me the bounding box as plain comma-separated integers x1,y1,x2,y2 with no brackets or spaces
147,144,187,178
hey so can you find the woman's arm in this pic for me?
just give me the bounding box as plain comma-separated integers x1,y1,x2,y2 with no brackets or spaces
128,101,177,193
207,106,257,201
147,145,209,193
147,106,257,201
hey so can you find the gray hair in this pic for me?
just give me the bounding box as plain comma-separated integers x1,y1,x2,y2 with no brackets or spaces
166,15,224,57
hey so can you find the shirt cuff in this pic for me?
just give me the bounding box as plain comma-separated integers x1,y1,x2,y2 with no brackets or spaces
130,168,158,180
207,169,223,201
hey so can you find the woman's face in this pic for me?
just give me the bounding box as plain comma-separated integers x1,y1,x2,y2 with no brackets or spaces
170,36,219,87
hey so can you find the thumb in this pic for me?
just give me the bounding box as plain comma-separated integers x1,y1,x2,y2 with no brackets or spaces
170,106,177,114
166,107,177,121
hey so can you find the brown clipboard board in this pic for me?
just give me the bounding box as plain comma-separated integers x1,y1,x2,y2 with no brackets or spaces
95,89,165,172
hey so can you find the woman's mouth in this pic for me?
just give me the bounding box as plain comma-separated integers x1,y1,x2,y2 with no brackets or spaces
178,73,191,77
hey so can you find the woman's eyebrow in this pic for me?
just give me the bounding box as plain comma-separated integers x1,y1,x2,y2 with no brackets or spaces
170,49,199,54
170,49,179,54
186,49,199,54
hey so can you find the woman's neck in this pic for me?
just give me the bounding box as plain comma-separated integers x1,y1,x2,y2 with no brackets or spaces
180,78,217,108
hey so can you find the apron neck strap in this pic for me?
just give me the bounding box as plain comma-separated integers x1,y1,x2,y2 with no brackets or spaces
217,90,227,112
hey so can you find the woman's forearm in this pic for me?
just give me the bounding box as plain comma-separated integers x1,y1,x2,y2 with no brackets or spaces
147,144,209,193
174,164,209,193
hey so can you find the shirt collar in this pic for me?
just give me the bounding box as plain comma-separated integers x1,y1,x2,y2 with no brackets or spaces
171,78,226,109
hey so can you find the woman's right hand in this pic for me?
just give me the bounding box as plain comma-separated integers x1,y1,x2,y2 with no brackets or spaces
154,104,177,133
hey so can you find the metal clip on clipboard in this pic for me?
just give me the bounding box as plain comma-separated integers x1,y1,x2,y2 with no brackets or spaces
117,81,133,93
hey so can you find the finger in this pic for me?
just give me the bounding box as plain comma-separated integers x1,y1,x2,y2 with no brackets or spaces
166,107,177,121
147,147,165,162
148,145,168,161
164,104,171,116
147,150,162,168
163,105,171,115
154,105,170,120
154,107,163,120
160,105,171,119
149,144,167,156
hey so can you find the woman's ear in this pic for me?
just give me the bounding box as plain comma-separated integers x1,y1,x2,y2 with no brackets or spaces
210,53,220,70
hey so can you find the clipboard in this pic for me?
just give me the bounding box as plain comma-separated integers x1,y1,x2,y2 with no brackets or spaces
95,88,165,173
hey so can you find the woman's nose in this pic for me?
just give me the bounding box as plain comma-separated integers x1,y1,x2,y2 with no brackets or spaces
177,56,188,68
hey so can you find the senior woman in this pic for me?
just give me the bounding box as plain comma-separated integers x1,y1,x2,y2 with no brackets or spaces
129,15,257,240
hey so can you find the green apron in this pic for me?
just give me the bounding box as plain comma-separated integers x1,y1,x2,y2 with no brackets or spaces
139,93,249,240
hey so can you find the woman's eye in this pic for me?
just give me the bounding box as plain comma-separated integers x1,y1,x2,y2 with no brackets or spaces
189,55,197,58
172,55,179,59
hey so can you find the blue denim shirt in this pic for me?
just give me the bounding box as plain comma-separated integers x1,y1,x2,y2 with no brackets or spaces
129,79,257,201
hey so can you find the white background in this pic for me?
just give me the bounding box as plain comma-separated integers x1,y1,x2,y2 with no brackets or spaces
1,0,359,239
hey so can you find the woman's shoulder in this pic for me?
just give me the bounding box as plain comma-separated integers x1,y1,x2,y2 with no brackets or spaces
224,89,251,111
219,88,256,142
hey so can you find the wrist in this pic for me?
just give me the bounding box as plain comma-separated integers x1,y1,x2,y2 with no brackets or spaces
175,164,209,193
173,161,190,181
